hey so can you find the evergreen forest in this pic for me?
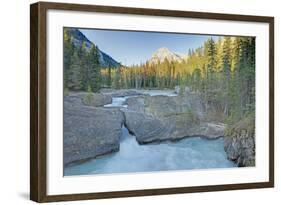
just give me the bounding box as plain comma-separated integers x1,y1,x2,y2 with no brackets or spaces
64,28,255,123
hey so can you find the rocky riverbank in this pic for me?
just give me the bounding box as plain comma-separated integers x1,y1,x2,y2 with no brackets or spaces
100,88,145,97
63,92,124,166
63,89,254,168
124,95,225,144
224,115,255,167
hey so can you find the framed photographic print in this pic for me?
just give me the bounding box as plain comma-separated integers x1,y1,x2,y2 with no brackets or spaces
30,1,274,202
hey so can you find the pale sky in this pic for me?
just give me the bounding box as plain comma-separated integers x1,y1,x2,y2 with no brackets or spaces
80,28,219,66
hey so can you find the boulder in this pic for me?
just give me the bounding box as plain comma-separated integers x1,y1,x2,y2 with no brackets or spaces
126,95,203,117
174,86,190,96
125,97,146,112
196,123,226,139
81,93,112,107
224,116,255,167
64,92,112,107
124,111,171,144
64,93,83,107
63,104,124,166
124,95,225,144
100,89,144,97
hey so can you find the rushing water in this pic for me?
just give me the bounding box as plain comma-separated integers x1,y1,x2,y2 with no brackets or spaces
64,90,236,176
103,89,177,108
103,96,130,108
139,89,177,97
65,127,236,176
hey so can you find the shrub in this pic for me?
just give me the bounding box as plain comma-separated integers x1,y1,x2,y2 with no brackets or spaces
179,84,185,96
82,85,93,105
64,87,70,96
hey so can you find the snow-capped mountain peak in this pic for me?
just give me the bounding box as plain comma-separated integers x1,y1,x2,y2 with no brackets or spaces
149,47,184,64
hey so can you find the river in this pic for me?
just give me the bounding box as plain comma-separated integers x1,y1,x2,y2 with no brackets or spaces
64,90,236,176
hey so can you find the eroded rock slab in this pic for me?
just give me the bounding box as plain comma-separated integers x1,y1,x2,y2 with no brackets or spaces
124,111,171,143
63,104,124,166
124,95,225,144
64,92,112,107
224,116,255,167
100,89,144,97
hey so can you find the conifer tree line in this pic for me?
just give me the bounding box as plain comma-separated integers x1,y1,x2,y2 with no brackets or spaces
101,36,255,121
64,30,255,121
64,29,101,92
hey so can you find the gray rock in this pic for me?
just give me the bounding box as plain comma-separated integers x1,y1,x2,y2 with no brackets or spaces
126,95,203,117
224,133,255,167
81,93,112,107
63,104,124,166
124,111,171,144
224,117,255,167
175,86,190,95
100,89,144,97
64,92,112,107
125,97,146,112
124,95,225,143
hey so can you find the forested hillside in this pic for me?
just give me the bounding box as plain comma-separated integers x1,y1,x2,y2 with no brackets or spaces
101,37,255,122
63,28,255,123
63,28,120,92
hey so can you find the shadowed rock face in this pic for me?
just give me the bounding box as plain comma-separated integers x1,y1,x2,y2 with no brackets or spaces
224,133,255,167
124,95,226,144
124,111,171,144
224,116,255,167
63,104,124,166
63,89,252,168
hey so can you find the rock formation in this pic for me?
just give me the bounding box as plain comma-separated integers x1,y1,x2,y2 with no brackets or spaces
63,94,123,166
64,92,112,107
224,116,255,167
124,95,226,144
63,89,254,168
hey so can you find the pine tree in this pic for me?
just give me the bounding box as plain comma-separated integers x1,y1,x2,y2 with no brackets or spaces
192,68,201,92
63,29,74,90
113,67,121,89
221,37,232,115
107,67,112,87
79,41,90,90
205,37,218,111
88,45,101,92
67,51,83,90
207,37,217,74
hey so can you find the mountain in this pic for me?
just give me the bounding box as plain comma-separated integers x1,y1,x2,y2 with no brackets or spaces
148,47,185,65
67,28,121,68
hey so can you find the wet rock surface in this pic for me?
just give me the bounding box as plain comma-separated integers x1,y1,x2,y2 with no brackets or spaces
63,103,124,166
64,92,112,107
124,95,225,144
100,89,144,97
124,111,171,143
63,89,254,168
224,116,255,167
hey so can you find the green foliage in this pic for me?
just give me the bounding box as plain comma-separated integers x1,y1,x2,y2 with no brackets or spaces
113,67,122,89
63,29,75,89
225,112,255,137
82,85,93,105
179,82,185,96
184,108,200,124
67,51,83,90
107,67,112,87
63,27,255,125
63,28,101,92
89,45,101,92
64,87,70,97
